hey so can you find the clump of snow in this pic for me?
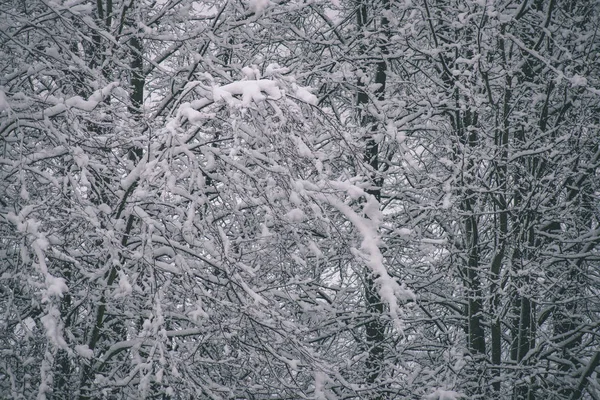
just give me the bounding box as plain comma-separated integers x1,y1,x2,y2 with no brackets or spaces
362,195,382,223
155,368,164,383
328,180,365,199
289,191,302,205
314,372,328,400
260,223,272,238
8,208,70,307
294,85,318,105
570,74,588,87
426,388,464,400
120,157,148,190
115,271,132,297
38,350,53,400
285,208,306,223
247,0,270,14
44,46,61,59
20,186,29,200
45,275,69,299
213,80,281,107
75,344,94,359
396,228,412,236
287,359,300,370
442,194,452,209
84,206,100,227
308,241,323,258
41,307,68,349
188,300,209,322
179,102,214,125
73,147,89,168
242,66,261,80
293,136,313,158
98,203,111,214
441,181,453,209
65,82,119,111
265,63,289,76
64,0,93,15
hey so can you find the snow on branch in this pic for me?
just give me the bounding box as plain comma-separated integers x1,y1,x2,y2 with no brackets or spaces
213,79,282,106
170,76,286,129
306,181,415,333
65,82,120,111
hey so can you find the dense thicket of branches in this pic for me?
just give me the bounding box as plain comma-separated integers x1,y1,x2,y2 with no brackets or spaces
1,0,599,399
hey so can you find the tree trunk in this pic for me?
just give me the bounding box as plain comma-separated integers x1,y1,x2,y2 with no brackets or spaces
356,0,389,395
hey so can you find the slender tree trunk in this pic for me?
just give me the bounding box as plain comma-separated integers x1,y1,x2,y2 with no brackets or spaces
78,2,145,397
356,0,389,395
490,70,510,394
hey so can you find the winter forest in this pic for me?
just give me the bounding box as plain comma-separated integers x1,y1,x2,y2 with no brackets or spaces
1,0,599,398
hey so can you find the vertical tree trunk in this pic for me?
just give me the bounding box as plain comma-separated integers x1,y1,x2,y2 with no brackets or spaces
356,0,388,395
489,34,511,392
78,2,145,398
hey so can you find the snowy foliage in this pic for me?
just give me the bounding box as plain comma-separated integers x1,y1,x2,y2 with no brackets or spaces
1,0,599,399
